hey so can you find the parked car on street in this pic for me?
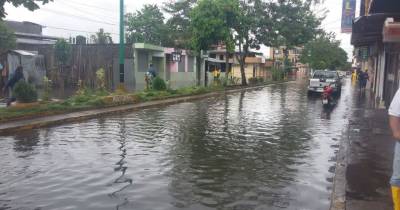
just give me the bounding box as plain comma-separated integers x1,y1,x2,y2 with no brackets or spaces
308,70,342,95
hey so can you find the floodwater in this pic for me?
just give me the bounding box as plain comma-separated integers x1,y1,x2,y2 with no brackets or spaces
0,79,354,210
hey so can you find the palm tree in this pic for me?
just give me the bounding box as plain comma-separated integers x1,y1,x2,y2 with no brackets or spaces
91,28,113,44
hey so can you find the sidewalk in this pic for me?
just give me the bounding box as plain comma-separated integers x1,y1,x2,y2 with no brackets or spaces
332,90,395,210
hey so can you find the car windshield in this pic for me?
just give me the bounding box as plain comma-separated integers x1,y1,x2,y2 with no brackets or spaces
313,71,337,79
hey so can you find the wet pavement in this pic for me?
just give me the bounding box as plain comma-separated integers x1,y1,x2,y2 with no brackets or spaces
344,88,395,210
0,78,380,210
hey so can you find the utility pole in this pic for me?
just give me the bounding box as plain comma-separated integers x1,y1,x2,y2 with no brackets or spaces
119,0,125,86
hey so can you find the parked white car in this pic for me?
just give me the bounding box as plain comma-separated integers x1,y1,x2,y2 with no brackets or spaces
308,70,342,94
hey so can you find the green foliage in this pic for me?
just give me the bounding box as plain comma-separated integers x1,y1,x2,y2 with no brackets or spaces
0,20,16,54
189,0,238,52
248,77,265,85
41,76,52,102
96,68,106,91
0,0,53,18
54,39,71,65
126,5,168,45
300,33,348,70
152,77,167,91
267,1,321,48
163,0,197,48
91,28,113,44
271,68,285,81
13,80,38,103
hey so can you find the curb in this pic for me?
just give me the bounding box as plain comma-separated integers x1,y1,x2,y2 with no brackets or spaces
329,124,349,210
0,82,287,135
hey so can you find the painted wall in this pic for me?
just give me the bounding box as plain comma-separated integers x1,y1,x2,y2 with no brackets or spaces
133,47,166,91
165,48,198,89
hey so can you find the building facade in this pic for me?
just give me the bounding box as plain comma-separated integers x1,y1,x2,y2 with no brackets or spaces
351,0,400,107
5,21,59,47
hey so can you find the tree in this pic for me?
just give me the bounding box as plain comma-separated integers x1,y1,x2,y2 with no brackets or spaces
1,0,53,18
55,39,71,65
190,0,320,86
0,20,15,54
231,0,264,86
125,4,167,46
163,0,197,48
190,0,237,85
299,33,348,70
91,28,113,44
266,0,321,72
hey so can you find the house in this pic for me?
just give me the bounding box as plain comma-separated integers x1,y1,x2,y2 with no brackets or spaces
205,47,273,85
5,20,59,48
1,50,46,87
270,46,309,77
127,43,200,90
351,0,400,107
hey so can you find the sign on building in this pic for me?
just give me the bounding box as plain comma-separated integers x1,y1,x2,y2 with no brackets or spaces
341,0,356,33
383,18,400,43
172,52,182,62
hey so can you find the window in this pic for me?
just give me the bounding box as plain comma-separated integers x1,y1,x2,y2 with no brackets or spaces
178,55,186,72
188,56,195,72
219,55,224,60
138,52,149,72
313,71,338,79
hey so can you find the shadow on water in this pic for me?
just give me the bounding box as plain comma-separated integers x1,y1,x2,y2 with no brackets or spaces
109,120,133,210
13,130,40,153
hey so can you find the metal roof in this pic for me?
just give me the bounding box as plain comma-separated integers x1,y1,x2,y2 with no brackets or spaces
10,50,37,56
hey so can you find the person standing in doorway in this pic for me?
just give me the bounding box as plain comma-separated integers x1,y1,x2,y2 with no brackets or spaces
388,89,400,210
148,64,157,78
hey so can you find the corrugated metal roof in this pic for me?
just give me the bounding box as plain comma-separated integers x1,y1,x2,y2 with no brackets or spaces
10,50,37,56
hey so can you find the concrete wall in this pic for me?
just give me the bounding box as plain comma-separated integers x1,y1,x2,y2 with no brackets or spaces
133,46,166,91
165,48,198,89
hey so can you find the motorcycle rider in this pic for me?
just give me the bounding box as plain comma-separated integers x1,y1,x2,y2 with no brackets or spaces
323,84,334,103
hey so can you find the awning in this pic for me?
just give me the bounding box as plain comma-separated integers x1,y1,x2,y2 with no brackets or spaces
351,13,400,46
369,0,400,14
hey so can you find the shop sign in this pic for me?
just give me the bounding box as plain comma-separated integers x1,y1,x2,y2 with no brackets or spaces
172,52,182,62
341,0,356,33
383,20,400,43
358,46,370,60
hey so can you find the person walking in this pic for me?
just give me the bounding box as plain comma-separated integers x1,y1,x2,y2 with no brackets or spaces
358,70,369,91
388,89,400,210
2,66,24,106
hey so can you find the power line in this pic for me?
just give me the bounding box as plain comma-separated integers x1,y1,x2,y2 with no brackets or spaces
57,0,118,19
59,0,117,13
43,25,119,36
41,8,117,26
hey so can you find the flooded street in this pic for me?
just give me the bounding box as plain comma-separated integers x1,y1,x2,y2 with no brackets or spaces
0,79,354,210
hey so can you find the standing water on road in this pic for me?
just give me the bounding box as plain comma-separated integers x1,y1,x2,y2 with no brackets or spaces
0,80,354,210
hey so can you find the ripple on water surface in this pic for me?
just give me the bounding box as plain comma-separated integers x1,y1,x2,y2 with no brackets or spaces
0,81,353,210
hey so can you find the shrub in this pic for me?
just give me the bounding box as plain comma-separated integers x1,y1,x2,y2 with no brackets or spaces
96,68,106,91
248,77,258,85
13,80,38,103
41,76,52,102
152,77,167,91
272,68,285,81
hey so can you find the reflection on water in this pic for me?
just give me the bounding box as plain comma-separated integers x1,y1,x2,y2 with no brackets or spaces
0,80,353,210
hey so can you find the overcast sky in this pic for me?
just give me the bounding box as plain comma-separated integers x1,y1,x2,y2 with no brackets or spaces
4,0,357,59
